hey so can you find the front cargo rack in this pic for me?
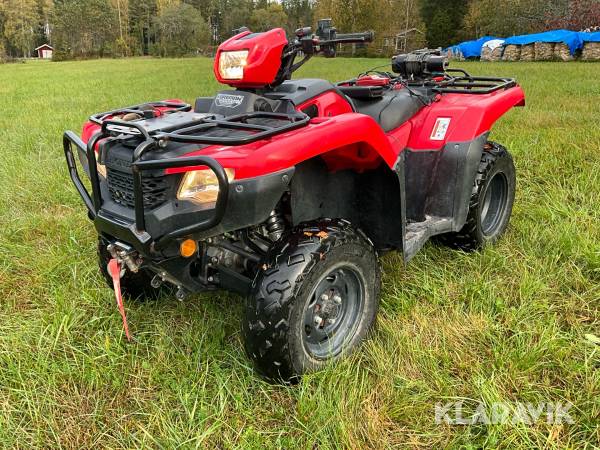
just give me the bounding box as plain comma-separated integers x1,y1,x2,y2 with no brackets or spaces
89,101,193,125
92,100,310,146
64,102,311,249
153,111,310,145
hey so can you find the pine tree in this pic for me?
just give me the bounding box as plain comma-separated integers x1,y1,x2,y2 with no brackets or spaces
420,0,469,47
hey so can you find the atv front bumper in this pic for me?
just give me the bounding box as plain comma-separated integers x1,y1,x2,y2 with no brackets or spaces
63,131,293,258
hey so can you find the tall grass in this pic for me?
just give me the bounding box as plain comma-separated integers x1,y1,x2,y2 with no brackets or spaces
0,57,598,448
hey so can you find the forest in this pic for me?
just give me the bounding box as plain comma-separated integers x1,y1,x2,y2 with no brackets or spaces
0,0,598,60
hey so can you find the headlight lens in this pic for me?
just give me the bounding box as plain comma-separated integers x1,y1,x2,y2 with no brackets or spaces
218,50,248,80
177,168,234,205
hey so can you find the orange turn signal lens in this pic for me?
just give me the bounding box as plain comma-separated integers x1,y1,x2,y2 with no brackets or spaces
180,239,197,258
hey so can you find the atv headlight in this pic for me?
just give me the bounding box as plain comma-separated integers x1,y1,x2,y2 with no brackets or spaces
218,50,248,80
177,168,234,205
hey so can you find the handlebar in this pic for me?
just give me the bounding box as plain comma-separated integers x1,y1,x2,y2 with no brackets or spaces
275,20,374,85
329,31,374,44
310,29,374,58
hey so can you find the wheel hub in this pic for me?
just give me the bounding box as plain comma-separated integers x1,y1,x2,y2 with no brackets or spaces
302,265,365,359
313,290,342,326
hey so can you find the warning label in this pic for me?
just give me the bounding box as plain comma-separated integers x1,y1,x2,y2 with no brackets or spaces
430,117,451,141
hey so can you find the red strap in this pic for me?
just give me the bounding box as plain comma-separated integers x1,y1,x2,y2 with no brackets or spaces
107,258,132,342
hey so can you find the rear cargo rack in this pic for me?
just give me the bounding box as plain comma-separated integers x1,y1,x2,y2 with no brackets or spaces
430,69,516,94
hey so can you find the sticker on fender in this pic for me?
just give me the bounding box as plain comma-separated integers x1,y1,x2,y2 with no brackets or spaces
430,118,451,141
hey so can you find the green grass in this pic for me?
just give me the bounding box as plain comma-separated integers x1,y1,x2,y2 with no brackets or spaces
0,56,599,449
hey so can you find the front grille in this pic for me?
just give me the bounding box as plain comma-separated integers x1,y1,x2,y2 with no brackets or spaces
107,168,170,209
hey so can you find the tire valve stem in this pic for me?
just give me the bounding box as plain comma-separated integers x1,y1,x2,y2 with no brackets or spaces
266,209,285,242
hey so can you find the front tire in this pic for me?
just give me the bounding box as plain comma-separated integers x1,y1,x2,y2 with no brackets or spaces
243,219,380,382
438,142,516,251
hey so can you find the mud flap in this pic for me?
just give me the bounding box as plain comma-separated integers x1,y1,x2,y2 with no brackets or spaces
393,152,408,264
398,133,489,263
107,258,133,342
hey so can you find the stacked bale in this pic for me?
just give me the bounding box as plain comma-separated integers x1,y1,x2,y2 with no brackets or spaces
582,42,600,60
520,44,535,61
502,45,521,61
481,46,503,61
553,43,574,61
481,46,493,61
534,42,555,60
489,46,503,61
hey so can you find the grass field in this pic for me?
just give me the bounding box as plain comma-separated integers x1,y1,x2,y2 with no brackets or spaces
0,56,598,449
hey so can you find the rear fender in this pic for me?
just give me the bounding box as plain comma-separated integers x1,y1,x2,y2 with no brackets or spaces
406,85,525,150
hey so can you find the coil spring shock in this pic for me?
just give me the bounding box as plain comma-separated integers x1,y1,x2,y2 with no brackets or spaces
266,210,285,241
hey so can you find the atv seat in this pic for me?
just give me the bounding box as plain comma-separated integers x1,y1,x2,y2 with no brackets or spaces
339,87,425,132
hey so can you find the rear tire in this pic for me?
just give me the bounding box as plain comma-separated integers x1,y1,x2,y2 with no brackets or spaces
97,239,162,300
438,141,516,251
243,219,380,382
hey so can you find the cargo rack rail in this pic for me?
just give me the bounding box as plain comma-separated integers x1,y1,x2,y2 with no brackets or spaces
429,68,516,95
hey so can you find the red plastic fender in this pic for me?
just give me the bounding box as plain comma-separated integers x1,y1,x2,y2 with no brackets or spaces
167,112,399,179
404,86,525,150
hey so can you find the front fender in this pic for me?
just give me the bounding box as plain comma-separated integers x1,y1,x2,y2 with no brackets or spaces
178,113,399,179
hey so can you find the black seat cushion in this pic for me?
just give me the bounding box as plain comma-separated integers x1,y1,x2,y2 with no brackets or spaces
351,89,425,132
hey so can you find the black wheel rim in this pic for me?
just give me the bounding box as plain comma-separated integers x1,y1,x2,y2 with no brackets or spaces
480,172,509,236
302,264,365,359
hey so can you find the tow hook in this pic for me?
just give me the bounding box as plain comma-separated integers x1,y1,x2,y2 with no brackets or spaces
150,274,163,288
151,272,187,301
175,288,188,301
107,242,141,273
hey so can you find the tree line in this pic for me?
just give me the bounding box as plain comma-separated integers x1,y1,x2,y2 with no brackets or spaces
0,0,597,60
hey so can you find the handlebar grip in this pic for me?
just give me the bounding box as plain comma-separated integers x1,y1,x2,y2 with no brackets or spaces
335,31,374,43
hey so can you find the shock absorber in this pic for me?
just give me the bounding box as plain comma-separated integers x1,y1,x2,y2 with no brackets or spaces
265,209,285,241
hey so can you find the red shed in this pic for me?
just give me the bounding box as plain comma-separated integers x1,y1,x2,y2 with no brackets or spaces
35,44,53,59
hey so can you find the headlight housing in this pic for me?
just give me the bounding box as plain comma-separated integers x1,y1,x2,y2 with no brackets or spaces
218,50,248,80
177,168,234,205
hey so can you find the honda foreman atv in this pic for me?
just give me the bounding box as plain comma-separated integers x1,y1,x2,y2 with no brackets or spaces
63,19,524,381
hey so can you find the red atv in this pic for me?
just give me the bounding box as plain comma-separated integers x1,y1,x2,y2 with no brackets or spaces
64,19,524,381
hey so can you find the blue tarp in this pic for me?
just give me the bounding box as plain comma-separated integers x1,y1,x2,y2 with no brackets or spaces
448,36,497,58
579,31,600,43
446,29,594,58
504,30,583,55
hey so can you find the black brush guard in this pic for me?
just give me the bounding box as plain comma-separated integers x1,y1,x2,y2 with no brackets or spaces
64,103,309,249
